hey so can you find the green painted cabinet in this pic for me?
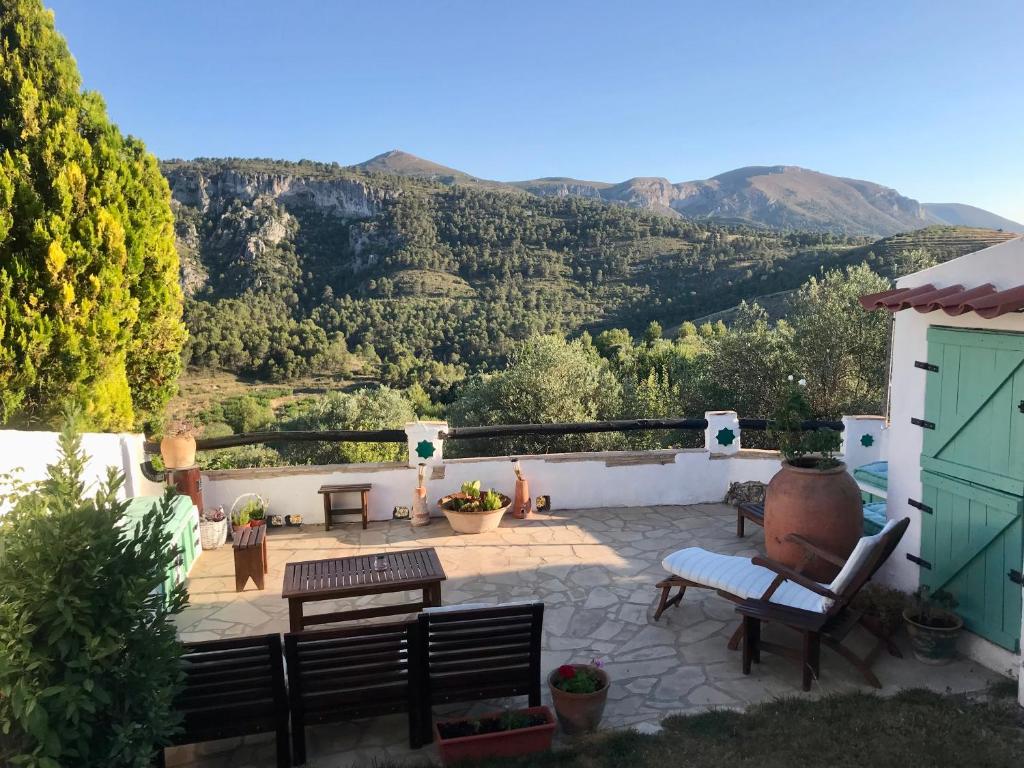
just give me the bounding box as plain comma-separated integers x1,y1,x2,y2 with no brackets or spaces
920,327,1024,651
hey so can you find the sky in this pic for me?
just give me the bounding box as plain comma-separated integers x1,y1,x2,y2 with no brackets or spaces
47,0,1024,222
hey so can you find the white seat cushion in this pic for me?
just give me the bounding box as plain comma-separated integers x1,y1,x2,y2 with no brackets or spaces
661,548,828,613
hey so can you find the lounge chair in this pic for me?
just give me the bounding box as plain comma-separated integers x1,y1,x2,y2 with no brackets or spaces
655,518,909,690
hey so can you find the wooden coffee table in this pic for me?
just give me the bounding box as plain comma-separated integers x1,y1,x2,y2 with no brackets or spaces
282,547,447,632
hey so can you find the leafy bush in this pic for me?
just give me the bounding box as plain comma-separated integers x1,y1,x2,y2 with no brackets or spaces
0,421,187,766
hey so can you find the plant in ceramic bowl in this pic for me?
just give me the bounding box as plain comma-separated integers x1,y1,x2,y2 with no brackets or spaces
903,586,962,664
438,480,511,534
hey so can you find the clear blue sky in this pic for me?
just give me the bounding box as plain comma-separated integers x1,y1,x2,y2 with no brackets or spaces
48,0,1024,221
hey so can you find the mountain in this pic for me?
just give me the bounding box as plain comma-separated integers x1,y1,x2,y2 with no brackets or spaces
163,158,1009,393
347,151,1016,238
922,203,1023,232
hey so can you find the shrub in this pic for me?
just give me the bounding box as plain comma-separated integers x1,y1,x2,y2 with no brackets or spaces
0,421,187,766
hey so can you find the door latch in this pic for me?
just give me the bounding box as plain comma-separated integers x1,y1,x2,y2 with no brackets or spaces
1018,400,1024,414
1010,570,1023,585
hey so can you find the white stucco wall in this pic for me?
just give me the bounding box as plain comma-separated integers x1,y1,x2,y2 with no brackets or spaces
200,448,789,524
879,237,1024,687
0,429,163,510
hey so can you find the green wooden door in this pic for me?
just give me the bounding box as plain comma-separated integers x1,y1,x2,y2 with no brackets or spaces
920,326,1024,651
919,471,1023,651
922,327,1024,495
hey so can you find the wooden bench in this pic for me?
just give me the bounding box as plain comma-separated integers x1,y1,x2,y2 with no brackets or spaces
156,634,289,767
736,501,765,537
317,483,371,531
233,525,267,591
416,602,544,744
285,621,421,763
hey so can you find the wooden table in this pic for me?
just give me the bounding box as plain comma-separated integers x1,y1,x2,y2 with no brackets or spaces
282,547,447,632
318,483,371,531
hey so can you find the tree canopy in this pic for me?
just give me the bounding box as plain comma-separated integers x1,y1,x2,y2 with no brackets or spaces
0,0,185,431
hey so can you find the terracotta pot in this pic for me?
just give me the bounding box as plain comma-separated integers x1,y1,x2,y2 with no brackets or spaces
232,523,251,535
438,492,511,534
512,477,531,519
249,518,266,528
160,434,196,470
434,706,555,765
764,460,861,581
548,666,609,734
903,609,963,665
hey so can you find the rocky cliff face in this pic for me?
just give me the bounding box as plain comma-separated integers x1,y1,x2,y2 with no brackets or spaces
164,166,397,218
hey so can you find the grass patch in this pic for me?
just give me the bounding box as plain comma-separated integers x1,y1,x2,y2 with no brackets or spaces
362,688,1023,768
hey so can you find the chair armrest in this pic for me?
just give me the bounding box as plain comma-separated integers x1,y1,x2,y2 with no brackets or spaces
751,556,838,599
782,533,847,567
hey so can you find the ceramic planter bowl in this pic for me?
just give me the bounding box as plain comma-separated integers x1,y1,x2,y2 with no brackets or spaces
438,492,511,534
903,609,963,664
764,460,862,581
548,666,609,734
434,706,555,765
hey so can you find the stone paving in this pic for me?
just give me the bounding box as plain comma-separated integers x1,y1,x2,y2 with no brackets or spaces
168,503,998,767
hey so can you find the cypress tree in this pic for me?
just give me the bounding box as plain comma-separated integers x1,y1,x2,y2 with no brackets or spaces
0,0,185,431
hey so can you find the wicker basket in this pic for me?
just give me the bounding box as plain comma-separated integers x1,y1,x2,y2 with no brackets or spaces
199,517,228,550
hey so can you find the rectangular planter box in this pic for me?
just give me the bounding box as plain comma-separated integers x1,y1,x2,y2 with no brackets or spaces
434,706,556,765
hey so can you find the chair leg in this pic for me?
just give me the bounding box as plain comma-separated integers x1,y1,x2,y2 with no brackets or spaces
742,615,760,675
823,637,883,689
801,631,820,692
275,722,290,768
291,713,306,766
727,620,745,651
736,509,745,537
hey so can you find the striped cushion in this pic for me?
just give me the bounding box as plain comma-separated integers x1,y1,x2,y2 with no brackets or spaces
661,548,827,613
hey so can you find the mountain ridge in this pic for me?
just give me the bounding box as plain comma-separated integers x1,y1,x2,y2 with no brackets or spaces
341,150,1022,237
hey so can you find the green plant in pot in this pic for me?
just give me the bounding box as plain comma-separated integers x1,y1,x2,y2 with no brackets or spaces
903,586,962,664
851,583,909,638
438,480,512,534
764,377,862,581
241,498,267,527
548,660,609,734
231,507,251,531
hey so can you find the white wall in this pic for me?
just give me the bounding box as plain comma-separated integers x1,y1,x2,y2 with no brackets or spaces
200,447,791,524
881,241,1024,687
0,430,163,510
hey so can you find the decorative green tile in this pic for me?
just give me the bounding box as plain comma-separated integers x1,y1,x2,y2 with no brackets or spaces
415,440,436,459
860,434,874,447
715,427,736,447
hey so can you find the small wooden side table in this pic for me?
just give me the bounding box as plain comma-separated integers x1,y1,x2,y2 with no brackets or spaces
232,525,268,591
318,483,371,531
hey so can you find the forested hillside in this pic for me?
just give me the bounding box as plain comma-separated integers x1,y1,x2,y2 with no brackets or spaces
164,159,1010,400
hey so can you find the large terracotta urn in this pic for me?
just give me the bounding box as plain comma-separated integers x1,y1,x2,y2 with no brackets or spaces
764,460,861,581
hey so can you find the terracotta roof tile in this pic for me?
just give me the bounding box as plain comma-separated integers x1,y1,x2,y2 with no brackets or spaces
860,282,1024,319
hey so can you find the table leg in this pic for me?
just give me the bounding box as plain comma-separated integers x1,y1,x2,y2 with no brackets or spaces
423,582,442,608
361,489,369,530
322,493,332,531
288,599,305,633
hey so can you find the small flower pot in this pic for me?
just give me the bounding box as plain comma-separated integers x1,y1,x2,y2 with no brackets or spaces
231,523,251,536
548,665,609,735
249,518,266,528
903,608,963,664
438,492,511,534
434,706,555,765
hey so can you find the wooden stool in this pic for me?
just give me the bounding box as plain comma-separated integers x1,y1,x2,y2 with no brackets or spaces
233,525,267,591
318,483,371,531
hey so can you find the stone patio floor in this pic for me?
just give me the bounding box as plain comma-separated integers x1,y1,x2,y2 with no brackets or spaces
169,503,999,767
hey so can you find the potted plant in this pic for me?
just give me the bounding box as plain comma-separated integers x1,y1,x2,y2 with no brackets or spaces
438,480,511,534
159,419,197,469
199,506,228,550
851,583,908,640
433,705,555,765
548,660,609,734
764,377,861,580
230,507,250,534
903,586,962,664
244,500,267,528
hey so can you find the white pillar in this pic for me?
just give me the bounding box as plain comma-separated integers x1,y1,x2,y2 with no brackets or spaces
841,415,887,471
705,411,740,455
404,421,447,469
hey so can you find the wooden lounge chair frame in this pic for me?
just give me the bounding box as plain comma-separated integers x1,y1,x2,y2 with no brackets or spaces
655,518,909,690
416,602,544,744
157,633,289,768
